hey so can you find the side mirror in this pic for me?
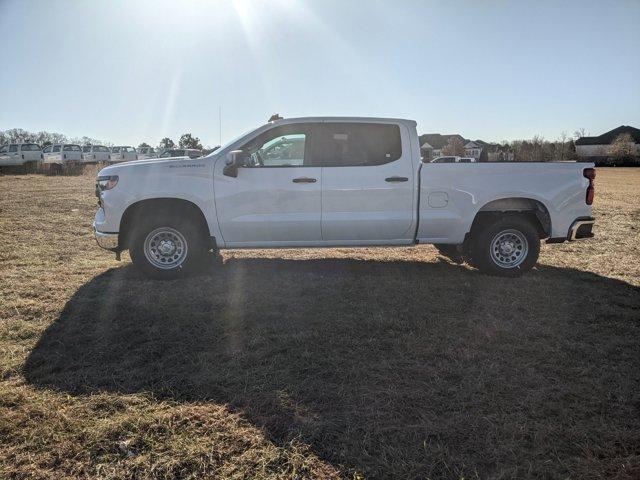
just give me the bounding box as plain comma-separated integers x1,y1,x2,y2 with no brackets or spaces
223,150,246,177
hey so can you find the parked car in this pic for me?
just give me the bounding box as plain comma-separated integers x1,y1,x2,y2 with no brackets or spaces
137,147,157,160
0,143,42,171
158,148,202,159
431,156,476,163
93,116,595,279
109,146,137,163
42,144,83,166
81,145,111,163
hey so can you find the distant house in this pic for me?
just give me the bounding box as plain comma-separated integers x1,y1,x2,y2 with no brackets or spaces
420,134,467,160
420,134,491,160
464,141,483,160
575,125,640,160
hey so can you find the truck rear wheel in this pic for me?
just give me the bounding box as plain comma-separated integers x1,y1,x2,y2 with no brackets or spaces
469,215,540,277
129,216,207,280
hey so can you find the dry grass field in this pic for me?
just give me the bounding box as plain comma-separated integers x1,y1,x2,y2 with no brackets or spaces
0,168,639,479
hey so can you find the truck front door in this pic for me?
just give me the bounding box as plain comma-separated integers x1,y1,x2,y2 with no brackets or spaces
213,123,322,246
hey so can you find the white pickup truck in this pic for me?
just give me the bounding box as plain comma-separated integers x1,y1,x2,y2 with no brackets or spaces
93,117,595,279
0,143,42,171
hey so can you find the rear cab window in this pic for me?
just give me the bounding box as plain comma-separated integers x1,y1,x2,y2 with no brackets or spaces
9,145,19,153
112,147,121,153
21,143,40,151
83,146,91,153
63,145,81,152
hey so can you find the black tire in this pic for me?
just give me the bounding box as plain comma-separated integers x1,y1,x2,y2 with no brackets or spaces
468,215,540,277
129,216,208,280
434,244,465,264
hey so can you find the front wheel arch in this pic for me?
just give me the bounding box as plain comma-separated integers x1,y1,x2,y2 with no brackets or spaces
119,198,211,251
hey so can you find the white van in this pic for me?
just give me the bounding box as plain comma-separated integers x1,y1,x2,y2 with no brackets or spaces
42,144,83,165
109,146,138,163
137,147,157,160
0,143,42,170
82,145,111,163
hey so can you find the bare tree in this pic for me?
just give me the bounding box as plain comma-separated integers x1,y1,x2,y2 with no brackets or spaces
559,131,568,161
442,137,466,156
609,133,637,163
573,128,587,140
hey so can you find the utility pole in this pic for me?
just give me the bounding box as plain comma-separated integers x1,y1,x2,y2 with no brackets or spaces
219,106,222,145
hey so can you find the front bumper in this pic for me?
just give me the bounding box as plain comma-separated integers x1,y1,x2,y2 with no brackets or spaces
93,225,119,251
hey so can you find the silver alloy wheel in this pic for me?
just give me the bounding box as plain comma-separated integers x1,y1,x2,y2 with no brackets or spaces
490,229,529,268
143,227,188,270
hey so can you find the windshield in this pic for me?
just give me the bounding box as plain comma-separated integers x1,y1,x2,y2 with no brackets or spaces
204,125,264,158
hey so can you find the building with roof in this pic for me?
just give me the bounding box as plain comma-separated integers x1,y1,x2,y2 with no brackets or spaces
575,126,640,160
420,134,491,161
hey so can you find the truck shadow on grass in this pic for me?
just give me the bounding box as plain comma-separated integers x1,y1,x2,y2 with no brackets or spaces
24,258,640,478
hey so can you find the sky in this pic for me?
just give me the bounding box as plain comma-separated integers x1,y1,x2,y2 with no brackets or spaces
1,0,639,147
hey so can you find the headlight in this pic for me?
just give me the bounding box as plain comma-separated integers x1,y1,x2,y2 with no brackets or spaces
97,175,119,191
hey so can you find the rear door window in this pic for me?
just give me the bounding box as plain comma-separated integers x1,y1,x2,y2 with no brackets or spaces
53,145,61,153
83,146,91,153
9,145,19,153
64,145,81,152
312,123,402,167
112,147,121,153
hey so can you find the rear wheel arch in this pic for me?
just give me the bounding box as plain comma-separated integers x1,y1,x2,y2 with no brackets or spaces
119,198,211,250
470,197,551,239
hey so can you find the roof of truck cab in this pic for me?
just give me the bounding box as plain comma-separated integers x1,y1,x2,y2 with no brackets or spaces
270,116,417,127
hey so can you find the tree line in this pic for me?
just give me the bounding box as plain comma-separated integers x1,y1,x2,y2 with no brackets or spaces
439,131,638,164
0,128,215,152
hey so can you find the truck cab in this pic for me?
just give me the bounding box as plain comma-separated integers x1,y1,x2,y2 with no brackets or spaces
109,146,138,163
43,144,83,165
159,148,202,159
137,147,157,160
81,145,111,163
0,143,42,171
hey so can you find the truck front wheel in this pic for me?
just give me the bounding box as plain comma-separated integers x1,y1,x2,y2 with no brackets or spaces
129,217,207,280
469,215,540,277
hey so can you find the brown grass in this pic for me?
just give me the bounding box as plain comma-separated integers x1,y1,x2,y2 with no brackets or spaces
0,168,639,479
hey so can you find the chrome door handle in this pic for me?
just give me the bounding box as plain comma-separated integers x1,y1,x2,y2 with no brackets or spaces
385,176,409,182
292,177,317,183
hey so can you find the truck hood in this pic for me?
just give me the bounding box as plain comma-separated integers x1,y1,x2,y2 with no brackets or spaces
98,155,214,176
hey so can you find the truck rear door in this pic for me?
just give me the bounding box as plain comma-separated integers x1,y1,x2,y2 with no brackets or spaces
316,122,415,242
